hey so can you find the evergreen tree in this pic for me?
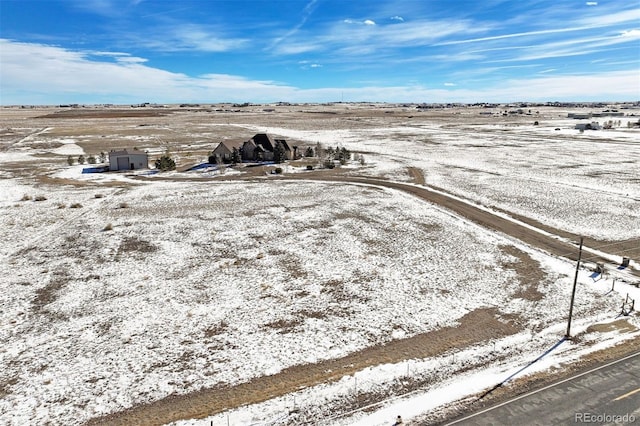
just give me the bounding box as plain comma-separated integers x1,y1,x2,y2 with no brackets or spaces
315,142,325,159
208,151,217,164
231,147,242,164
304,146,314,157
87,155,97,164
326,146,335,158
155,153,176,171
273,141,287,164
78,155,86,164
337,147,351,163
67,156,74,166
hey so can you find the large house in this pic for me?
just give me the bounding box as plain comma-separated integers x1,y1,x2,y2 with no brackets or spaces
211,133,293,163
210,140,244,163
241,133,292,162
108,149,149,171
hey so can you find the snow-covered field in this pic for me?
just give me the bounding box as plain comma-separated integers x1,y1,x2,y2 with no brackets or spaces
0,105,638,425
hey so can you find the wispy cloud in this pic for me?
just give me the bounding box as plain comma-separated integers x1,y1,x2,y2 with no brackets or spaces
69,0,144,17
2,39,636,104
69,0,121,16
268,0,319,50
434,27,590,47
298,60,323,70
434,7,640,49
131,24,249,52
578,8,640,26
481,29,640,63
586,2,598,6
272,18,488,57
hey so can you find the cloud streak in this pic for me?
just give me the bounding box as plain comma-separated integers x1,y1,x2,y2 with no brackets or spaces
267,0,319,51
2,39,637,105
131,24,249,52
2,1,638,104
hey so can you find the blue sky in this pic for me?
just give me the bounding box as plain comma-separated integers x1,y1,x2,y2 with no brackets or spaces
1,0,639,105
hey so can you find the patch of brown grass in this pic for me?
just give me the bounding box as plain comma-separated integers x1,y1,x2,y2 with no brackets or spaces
117,237,157,255
500,245,545,301
86,307,518,426
586,318,638,334
263,318,303,334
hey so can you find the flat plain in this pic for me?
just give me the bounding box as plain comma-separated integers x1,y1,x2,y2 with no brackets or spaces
1,103,639,425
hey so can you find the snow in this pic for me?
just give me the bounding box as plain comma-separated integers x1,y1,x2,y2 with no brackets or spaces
234,121,640,240
1,107,639,425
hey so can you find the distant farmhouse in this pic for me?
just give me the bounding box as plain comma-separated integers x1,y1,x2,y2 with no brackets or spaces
574,122,602,131
241,133,293,162
568,110,625,119
211,133,295,163
109,149,149,171
210,140,244,163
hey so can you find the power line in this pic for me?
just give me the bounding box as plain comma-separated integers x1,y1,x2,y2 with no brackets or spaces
537,237,639,263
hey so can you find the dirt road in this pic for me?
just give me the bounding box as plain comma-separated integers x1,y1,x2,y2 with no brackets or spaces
295,174,639,276
86,170,638,426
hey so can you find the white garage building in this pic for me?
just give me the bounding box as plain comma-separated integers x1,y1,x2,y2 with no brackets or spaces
108,149,149,171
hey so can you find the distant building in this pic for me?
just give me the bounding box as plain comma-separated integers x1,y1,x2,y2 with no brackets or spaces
210,133,293,163
568,112,592,119
574,122,601,131
210,140,244,163
108,149,149,171
241,133,292,162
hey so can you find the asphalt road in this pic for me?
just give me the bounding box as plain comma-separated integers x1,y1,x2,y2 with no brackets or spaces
442,352,640,425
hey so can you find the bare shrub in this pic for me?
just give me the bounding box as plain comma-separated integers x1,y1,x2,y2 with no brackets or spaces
32,273,68,312
34,195,47,202
20,194,31,201
264,318,303,334
0,377,19,398
203,321,228,338
69,203,83,209
118,202,129,209
57,203,66,209
117,237,157,254
94,193,104,199
297,309,327,320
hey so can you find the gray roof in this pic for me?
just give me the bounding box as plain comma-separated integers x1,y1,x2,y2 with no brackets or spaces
216,140,244,150
109,149,148,156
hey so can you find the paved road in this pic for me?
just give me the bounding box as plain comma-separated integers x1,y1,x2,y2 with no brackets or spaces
442,352,640,425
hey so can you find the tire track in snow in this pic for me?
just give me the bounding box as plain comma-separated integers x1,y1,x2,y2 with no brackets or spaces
1,186,128,262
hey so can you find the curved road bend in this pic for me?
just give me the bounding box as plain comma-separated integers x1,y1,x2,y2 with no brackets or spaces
279,175,639,280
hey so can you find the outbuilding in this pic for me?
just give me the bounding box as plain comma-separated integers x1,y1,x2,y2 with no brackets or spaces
574,121,601,131
108,149,149,171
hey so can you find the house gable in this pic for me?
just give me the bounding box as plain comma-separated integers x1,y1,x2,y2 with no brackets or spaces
212,140,243,160
251,133,275,152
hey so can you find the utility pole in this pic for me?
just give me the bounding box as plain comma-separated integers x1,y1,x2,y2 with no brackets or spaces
565,236,584,338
